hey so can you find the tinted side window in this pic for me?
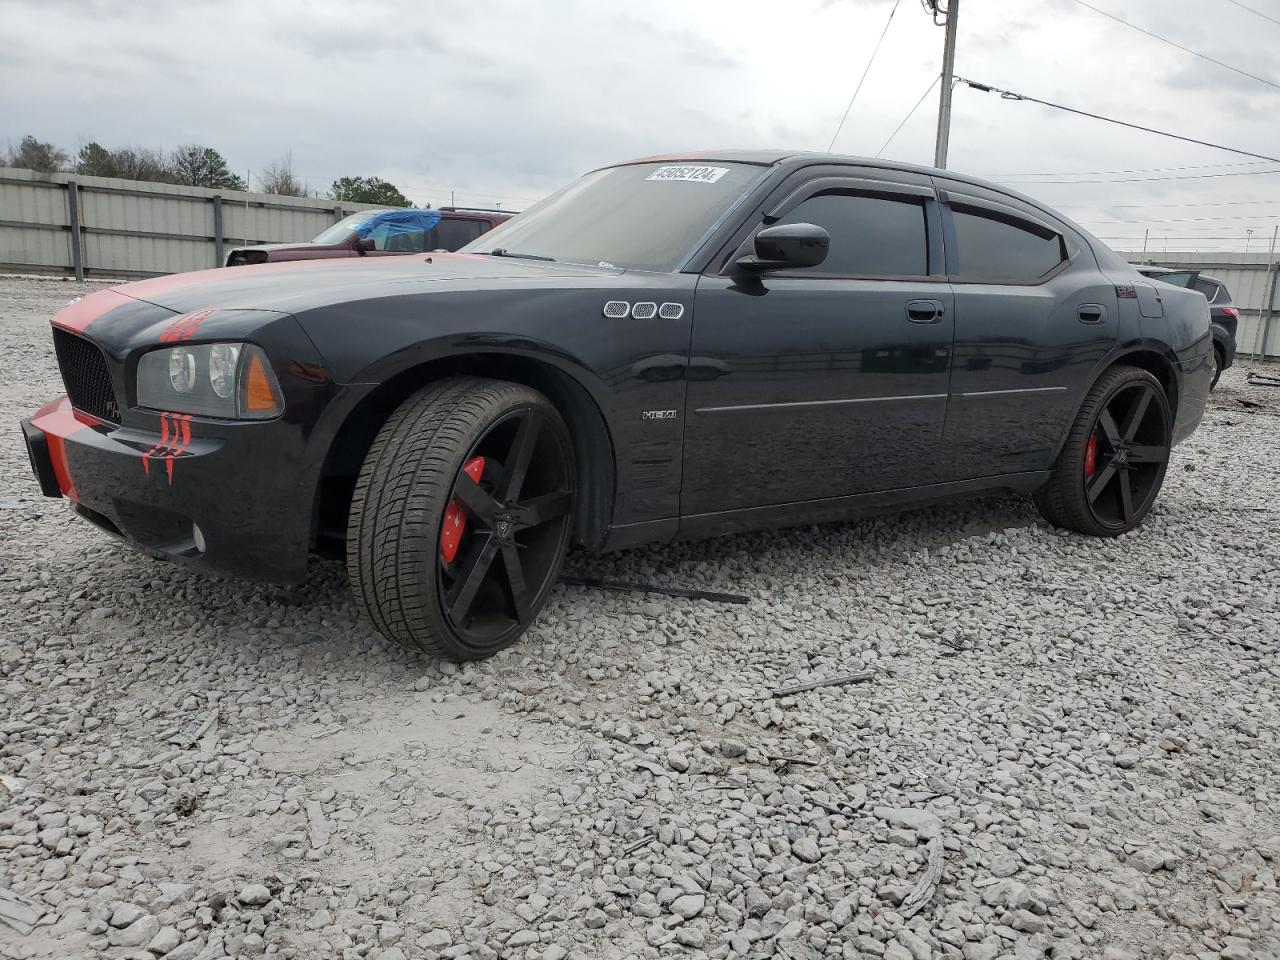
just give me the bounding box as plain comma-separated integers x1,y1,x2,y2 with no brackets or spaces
778,192,928,277
431,218,486,251
1192,278,1219,302
1150,271,1197,288
952,207,1064,283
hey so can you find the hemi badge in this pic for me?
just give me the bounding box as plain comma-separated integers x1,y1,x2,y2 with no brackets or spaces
641,409,678,420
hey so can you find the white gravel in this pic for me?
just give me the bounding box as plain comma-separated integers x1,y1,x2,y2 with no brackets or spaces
1,275,1278,960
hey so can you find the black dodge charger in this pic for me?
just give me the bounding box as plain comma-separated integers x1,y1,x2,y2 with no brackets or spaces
22,151,1213,660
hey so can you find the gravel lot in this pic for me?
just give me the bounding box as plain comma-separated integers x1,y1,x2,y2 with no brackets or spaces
1,274,1278,960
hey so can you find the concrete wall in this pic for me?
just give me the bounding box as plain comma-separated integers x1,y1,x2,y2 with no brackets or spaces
0,167,383,279
1121,251,1280,358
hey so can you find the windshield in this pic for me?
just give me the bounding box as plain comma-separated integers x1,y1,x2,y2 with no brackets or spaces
459,161,766,271
311,211,392,244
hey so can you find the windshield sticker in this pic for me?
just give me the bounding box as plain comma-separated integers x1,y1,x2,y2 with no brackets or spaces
646,165,729,184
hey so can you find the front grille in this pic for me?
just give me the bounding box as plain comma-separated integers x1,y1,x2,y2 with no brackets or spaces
53,328,119,423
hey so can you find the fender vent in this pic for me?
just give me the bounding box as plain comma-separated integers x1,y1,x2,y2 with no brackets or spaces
602,300,630,318
631,302,658,320
659,302,685,319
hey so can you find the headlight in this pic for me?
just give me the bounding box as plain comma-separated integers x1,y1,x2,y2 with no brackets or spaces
169,349,197,393
209,343,241,398
137,342,283,419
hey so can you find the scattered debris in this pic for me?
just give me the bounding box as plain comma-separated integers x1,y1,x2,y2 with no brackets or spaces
1246,370,1280,387
621,834,656,856
166,710,218,750
773,670,875,697
771,755,819,775
560,574,750,604
0,887,47,935
899,836,945,918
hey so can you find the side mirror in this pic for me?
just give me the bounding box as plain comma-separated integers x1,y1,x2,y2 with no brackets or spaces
736,222,829,272
353,237,376,255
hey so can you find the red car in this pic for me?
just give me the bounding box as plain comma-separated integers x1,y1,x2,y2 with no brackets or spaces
224,207,513,266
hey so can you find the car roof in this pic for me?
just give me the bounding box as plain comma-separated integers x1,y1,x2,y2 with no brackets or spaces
609,150,1110,245
617,149,1061,203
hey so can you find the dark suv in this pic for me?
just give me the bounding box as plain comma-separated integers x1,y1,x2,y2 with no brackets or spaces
224,207,513,267
1136,266,1237,389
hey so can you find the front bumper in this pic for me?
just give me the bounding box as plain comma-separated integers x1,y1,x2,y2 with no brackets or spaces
22,397,314,583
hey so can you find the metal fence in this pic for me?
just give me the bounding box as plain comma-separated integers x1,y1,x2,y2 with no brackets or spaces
0,166,383,279
1120,251,1280,359
4,168,1276,358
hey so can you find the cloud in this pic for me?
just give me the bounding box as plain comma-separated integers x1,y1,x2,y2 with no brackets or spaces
0,0,1276,249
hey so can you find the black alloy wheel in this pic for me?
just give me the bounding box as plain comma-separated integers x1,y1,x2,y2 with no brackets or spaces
1034,365,1171,537
347,378,575,660
1080,379,1170,530
437,406,574,653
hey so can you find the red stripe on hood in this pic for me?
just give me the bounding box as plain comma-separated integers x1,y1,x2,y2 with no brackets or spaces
50,289,137,334
114,256,392,303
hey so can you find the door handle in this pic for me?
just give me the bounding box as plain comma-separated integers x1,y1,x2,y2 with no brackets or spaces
906,299,944,324
1078,304,1106,324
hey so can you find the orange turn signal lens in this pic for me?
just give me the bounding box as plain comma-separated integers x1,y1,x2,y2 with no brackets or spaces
240,347,284,418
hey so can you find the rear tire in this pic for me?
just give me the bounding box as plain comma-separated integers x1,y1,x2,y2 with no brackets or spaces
1034,365,1171,537
347,378,575,660
1210,347,1224,391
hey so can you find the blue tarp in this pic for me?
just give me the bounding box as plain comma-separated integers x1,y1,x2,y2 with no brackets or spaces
354,209,443,238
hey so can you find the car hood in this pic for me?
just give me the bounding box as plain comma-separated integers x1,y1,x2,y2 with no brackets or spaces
110,253,623,315
226,242,331,255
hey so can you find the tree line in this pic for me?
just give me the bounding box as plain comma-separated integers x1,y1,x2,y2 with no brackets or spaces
2,135,414,207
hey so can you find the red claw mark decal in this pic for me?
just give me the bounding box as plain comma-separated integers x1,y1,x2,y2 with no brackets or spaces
440,456,487,564
141,412,193,485
159,308,213,343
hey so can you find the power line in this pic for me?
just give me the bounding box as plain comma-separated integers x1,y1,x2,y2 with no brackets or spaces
828,0,902,151
997,167,1280,185
1056,199,1280,209
1094,236,1265,240
875,74,942,158
954,76,1280,163
984,159,1272,178
1070,0,1280,90
1083,213,1280,224
1225,0,1280,28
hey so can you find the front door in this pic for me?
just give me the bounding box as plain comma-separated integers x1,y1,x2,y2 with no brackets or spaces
682,174,953,518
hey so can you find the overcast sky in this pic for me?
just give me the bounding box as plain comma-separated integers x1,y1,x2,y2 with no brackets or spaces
4,0,1279,252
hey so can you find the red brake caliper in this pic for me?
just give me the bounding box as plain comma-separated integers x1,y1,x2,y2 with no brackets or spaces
1084,433,1099,479
440,456,486,564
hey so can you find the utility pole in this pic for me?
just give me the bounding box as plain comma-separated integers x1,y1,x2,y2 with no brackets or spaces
933,0,959,169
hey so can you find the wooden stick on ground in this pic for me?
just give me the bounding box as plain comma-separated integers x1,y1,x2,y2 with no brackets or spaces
774,671,875,697
900,836,945,919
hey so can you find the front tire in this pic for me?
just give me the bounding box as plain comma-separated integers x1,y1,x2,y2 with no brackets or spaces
1034,365,1171,537
347,378,575,660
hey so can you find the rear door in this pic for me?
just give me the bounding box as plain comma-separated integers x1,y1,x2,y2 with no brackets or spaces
682,168,953,517
934,182,1119,479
